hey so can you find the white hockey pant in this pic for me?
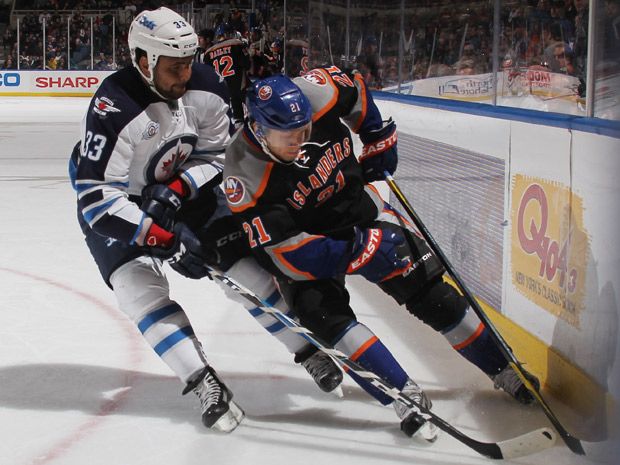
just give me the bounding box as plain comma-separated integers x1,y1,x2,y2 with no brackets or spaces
110,256,207,384
218,257,309,355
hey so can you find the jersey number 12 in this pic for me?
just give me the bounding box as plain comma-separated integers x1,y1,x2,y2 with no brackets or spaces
213,56,235,77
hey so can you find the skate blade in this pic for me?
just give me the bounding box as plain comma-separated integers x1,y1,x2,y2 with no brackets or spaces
330,385,344,398
414,421,440,443
212,401,245,433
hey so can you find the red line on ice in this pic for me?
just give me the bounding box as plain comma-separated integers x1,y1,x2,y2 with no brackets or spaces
0,267,144,465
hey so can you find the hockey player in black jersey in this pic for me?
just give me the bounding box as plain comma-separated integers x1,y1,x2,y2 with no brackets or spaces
205,23,250,127
223,70,540,439
69,8,342,434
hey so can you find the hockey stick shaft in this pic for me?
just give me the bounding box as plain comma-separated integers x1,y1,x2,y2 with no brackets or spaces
384,172,584,455
209,270,555,459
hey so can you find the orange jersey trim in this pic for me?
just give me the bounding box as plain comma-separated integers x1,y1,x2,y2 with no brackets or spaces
351,73,368,133
229,142,274,212
272,235,325,280
452,323,485,351
311,68,340,123
366,183,381,197
382,205,414,229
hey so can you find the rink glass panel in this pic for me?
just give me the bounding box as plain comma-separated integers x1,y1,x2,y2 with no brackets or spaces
5,1,618,119
299,0,618,120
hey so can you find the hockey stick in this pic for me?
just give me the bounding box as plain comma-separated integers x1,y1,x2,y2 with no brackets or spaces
208,269,556,459
384,172,585,455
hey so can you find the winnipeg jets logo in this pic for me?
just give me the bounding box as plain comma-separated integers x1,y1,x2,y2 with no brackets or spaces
258,85,272,100
142,121,160,140
224,176,245,204
138,15,156,30
93,97,121,117
161,139,189,175
145,135,197,183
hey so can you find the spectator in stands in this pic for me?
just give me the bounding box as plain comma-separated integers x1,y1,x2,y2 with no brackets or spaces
1,55,15,69
356,36,383,88
2,28,16,57
248,26,271,80
229,8,246,37
602,0,620,63
454,58,476,75
194,28,214,64
572,0,589,72
266,37,283,74
94,51,108,70
552,41,578,76
56,54,67,70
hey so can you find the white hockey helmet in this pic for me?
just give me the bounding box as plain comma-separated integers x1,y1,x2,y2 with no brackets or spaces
128,7,197,90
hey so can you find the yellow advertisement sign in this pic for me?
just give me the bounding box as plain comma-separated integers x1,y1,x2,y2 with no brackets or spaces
511,175,589,327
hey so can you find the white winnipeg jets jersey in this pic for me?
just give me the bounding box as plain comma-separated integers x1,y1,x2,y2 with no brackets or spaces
70,64,233,244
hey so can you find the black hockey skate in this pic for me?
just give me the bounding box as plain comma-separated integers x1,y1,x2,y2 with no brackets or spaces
393,378,438,442
295,346,342,396
183,365,245,432
491,365,540,405
298,349,343,393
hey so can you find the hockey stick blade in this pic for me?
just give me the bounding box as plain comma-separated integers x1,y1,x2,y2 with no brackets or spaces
496,428,556,459
210,271,557,459
510,360,585,455
384,172,585,455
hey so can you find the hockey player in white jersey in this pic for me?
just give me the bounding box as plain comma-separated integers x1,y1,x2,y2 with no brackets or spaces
69,7,341,433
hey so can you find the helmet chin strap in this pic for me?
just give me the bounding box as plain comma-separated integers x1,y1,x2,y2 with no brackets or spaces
249,122,295,165
136,60,172,101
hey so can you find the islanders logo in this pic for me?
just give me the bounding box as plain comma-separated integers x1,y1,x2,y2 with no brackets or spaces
302,70,327,86
258,85,272,100
225,176,245,204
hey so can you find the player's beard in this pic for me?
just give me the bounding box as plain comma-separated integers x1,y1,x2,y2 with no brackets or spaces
157,83,187,100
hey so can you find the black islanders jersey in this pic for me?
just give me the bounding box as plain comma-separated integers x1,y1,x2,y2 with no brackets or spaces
206,38,250,120
223,66,390,280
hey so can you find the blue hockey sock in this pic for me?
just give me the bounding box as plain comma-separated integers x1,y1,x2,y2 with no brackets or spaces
442,308,506,375
333,322,408,405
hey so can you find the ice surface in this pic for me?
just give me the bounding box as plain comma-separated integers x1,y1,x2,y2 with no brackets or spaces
0,97,616,465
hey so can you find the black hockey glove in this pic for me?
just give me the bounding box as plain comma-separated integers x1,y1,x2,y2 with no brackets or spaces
150,223,211,280
141,184,183,231
196,216,252,272
345,227,410,283
359,118,398,182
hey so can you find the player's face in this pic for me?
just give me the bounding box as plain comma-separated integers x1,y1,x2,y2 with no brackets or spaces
153,56,193,100
263,122,312,162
